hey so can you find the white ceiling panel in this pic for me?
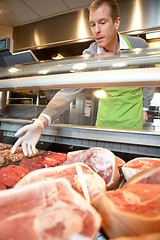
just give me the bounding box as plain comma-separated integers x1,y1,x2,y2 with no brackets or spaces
0,0,92,27
0,0,39,26
63,0,93,9
23,0,69,17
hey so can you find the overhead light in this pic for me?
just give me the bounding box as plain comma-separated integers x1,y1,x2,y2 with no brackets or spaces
8,67,18,73
93,90,106,99
52,53,64,60
146,32,160,40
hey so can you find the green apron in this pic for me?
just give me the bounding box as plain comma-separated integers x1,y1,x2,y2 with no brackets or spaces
96,35,143,130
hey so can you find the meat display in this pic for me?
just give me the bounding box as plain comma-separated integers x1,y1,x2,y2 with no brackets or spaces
122,157,160,181
125,166,160,185
0,143,12,150
0,147,26,165
65,147,121,189
0,178,101,240
15,162,106,202
92,183,160,238
0,165,30,188
19,152,67,170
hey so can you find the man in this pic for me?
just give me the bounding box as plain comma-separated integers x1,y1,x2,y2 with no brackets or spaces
11,0,154,156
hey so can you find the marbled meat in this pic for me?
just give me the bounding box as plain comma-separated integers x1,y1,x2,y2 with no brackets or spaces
0,178,101,240
15,162,106,202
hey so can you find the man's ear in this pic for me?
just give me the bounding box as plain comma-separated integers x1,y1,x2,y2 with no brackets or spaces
115,17,120,30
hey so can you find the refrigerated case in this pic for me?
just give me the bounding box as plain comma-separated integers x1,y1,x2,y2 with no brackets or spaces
0,47,160,160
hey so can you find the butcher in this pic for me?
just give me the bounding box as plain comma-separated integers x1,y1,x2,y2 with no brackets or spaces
11,0,154,156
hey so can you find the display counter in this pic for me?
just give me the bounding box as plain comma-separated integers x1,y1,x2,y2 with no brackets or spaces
0,47,160,159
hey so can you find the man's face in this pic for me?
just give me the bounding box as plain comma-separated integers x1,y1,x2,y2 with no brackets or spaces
89,3,120,51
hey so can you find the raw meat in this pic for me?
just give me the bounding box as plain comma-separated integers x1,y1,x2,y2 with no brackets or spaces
0,147,25,165
122,157,160,181
19,152,67,170
0,165,30,189
0,181,7,190
65,147,120,189
110,232,160,240
19,158,45,171
0,143,12,150
39,151,67,167
92,183,160,238
125,166,160,185
15,162,106,202
0,178,101,240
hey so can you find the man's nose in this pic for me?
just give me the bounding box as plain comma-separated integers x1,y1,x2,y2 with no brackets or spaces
95,24,100,34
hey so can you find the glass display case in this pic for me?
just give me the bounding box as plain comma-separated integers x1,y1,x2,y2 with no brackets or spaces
0,47,160,159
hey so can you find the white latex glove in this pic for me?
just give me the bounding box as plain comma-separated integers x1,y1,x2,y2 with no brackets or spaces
11,119,44,156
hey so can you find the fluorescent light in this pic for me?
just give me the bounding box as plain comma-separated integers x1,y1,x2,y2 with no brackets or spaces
146,32,160,39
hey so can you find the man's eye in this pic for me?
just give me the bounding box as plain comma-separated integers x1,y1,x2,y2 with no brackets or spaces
91,23,95,27
101,21,106,24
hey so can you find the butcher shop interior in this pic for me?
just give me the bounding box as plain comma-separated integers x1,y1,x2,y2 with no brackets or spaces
0,0,160,239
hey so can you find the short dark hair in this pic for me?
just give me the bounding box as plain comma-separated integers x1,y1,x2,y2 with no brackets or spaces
89,0,120,22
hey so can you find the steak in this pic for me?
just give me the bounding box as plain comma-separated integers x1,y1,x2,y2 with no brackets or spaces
92,184,160,238
122,157,160,181
15,162,106,202
65,147,120,189
19,152,67,170
19,158,45,171
0,165,30,189
0,178,101,239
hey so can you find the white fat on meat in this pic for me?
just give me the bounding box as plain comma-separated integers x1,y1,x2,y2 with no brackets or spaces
0,178,101,240
66,147,120,190
92,183,160,239
15,162,106,202
122,157,160,181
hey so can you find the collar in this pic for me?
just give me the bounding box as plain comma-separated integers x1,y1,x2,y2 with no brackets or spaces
97,33,130,54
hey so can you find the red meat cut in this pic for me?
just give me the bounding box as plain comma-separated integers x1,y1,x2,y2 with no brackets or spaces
65,147,120,189
122,157,160,181
19,152,67,170
0,178,101,240
92,183,160,238
15,162,106,202
19,158,45,171
0,165,30,189
39,151,67,167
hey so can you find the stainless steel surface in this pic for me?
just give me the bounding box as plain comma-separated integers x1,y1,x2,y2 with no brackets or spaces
0,47,160,90
13,8,93,51
8,0,160,51
119,0,160,33
1,47,160,79
0,118,160,157
0,67,160,91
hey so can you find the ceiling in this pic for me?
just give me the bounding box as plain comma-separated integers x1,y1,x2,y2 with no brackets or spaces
0,0,93,27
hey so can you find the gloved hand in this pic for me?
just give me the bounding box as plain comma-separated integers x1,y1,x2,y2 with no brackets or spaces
11,119,44,156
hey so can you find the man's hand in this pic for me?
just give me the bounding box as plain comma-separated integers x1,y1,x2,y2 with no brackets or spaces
11,119,44,156
143,111,148,126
